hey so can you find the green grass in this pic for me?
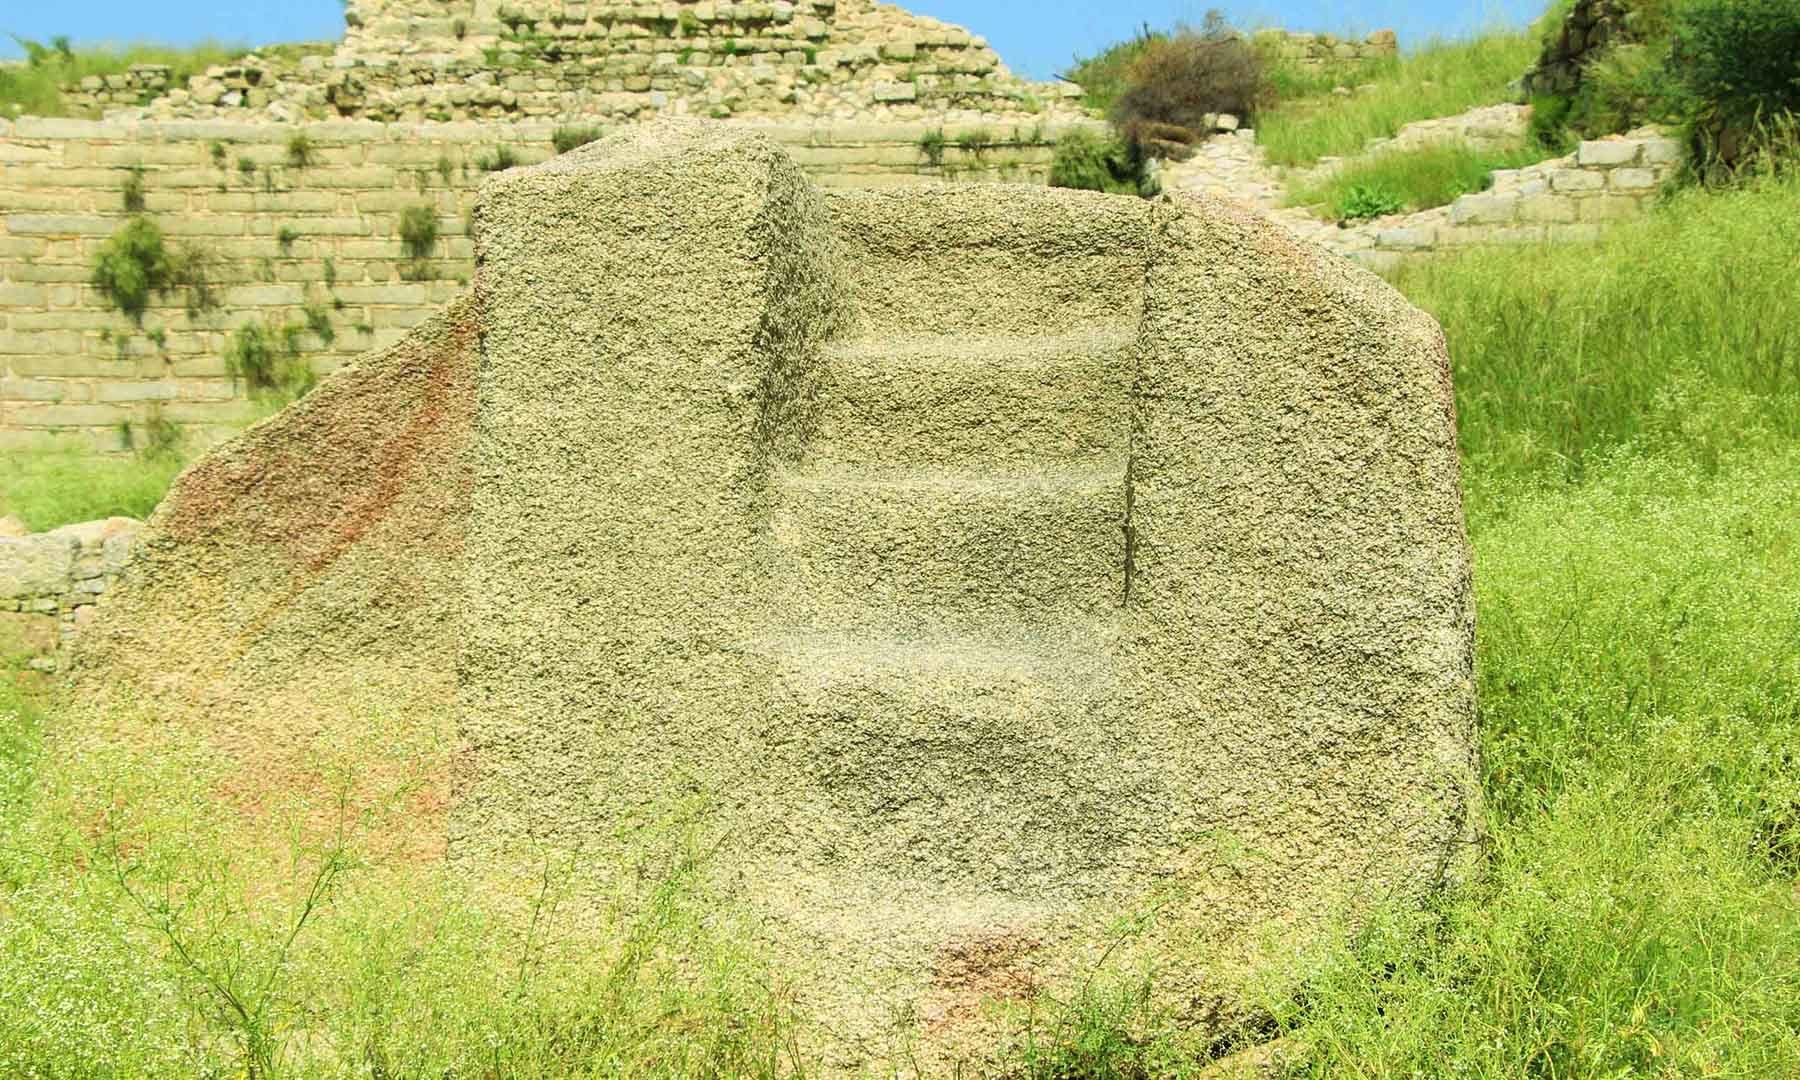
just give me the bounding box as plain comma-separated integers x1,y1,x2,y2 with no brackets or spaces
1257,31,1540,167
1403,170,1800,488
1287,142,1556,221
0,449,188,532
0,39,247,118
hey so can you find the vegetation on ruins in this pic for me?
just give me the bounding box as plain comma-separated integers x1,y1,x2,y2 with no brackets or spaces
1047,129,1156,197
285,131,316,169
916,126,947,166
119,165,146,213
1525,0,1800,175
1254,33,1540,166
0,36,244,118
476,144,522,172
1287,142,1550,221
89,216,220,325
1106,14,1268,151
223,318,317,399
551,124,604,155
398,204,440,263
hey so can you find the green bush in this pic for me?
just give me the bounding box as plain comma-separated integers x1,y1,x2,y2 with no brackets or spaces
224,320,316,399
1109,13,1266,147
477,144,521,172
90,217,173,324
1047,130,1156,197
1336,183,1406,221
120,166,146,213
89,218,221,324
1671,0,1800,168
398,205,439,261
285,131,315,169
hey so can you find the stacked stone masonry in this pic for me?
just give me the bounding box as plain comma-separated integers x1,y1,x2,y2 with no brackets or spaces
1325,132,1682,272
66,0,1083,124
1250,28,1398,67
0,115,1098,447
0,517,140,668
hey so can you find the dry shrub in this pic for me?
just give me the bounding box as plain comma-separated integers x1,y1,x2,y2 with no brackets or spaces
1110,13,1267,151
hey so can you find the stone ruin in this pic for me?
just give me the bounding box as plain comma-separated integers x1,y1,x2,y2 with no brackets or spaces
70,122,1478,1067
69,0,1081,124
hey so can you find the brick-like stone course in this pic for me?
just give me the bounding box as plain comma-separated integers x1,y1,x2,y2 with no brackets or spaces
0,517,140,669
1,116,1097,445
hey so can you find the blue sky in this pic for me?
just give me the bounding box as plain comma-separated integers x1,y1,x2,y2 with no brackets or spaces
1,1,1541,79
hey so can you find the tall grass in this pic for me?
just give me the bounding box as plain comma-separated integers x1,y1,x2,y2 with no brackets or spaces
0,39,246,118
1262,443,1800,1076
1257,32,1540,166
1286,141,1551,221
1407,170,1800,489
0,449,189,531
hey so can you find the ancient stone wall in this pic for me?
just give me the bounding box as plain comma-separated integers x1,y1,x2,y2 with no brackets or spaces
0,115,1096,448
1343,131,1682,270
0,517,139,668
1252,28,1398,67
68,0,1078,124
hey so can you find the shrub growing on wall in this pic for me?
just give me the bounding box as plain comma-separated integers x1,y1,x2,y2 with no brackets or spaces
552,125,603,155
91,217,173,324
1109,12,1266,150
398,205,440,261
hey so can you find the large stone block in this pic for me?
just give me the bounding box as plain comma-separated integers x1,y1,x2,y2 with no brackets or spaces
68,121,1475,1072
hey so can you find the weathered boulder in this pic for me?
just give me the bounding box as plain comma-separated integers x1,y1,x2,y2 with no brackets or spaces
74,120,1476,1070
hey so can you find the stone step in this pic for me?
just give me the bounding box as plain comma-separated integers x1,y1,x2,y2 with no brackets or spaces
760,623,1137,890
810,326,1134,470
769,460,1126,630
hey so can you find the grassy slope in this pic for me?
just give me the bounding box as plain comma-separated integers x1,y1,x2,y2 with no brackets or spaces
1284,141,1551,220
1260,171,1800,1077
1,183,1799,1080
1256,32,1539,167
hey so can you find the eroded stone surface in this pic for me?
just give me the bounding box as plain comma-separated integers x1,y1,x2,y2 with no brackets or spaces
73,120,1477,1072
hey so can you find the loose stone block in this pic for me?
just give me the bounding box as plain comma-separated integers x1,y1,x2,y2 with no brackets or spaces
1449,193,1518,225
69,122,1476,1072
1577,139,1640,166
1519,194,1577,223
1610,167,1656,190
